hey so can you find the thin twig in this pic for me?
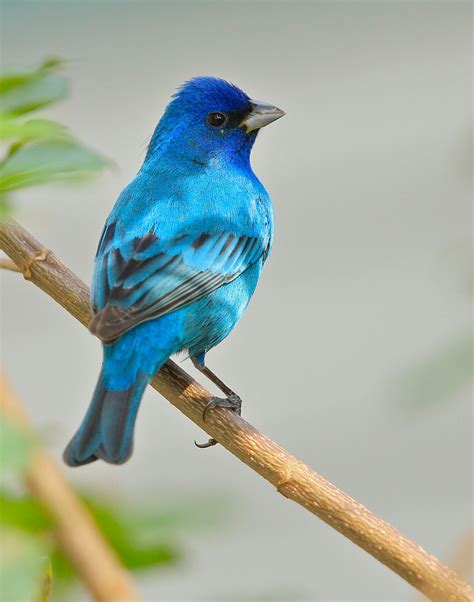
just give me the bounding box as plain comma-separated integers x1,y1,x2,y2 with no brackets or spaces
0,256,20,272
450,531,474,581
415,531,474,602
0,371,141,602
1,217,472,602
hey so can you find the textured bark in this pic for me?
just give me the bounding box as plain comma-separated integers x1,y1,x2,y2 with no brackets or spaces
1,217,472,602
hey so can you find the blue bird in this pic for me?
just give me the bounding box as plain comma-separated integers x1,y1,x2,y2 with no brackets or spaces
63,77,284,466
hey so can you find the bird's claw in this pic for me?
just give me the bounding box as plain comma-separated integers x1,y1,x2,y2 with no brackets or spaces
202,394,242,422
194,438,218,448
195,394,242,450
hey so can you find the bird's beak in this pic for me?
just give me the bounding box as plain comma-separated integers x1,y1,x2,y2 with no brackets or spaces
241,99,285,132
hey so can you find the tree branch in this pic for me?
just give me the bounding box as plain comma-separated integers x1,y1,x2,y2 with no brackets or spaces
0,371,141,602
1,217,472,602
0,256,20,272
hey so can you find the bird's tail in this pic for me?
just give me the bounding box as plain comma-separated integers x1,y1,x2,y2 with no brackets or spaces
63,367,151,467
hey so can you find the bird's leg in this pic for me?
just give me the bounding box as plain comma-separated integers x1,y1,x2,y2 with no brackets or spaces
196,364,236,398
191,356,242,414
191,355,242,449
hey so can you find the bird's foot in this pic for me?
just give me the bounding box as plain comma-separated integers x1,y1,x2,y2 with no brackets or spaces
194,394,242,450
202,394,242,421
194,437,218,449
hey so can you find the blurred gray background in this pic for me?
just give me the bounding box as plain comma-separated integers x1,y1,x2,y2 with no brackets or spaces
2,1,472,600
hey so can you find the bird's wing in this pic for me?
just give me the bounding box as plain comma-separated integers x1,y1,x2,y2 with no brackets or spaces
90,221,269,343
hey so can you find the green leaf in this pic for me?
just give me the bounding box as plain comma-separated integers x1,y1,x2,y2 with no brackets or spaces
112,495,229,545
0,490,184,578
0,493,51,533
0,59,108,215
0,58,62,94
0,140,108,193
0,527,49,602
0,195,11,218
0,58,66,115
82,496,182,570
0,117,70,142
0,413,34,483
0,488,225,597
47,548,75,588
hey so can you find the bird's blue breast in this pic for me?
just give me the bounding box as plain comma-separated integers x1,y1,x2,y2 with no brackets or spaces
110,158,272,242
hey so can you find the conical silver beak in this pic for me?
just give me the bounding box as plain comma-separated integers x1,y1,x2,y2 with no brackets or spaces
241,99,285,132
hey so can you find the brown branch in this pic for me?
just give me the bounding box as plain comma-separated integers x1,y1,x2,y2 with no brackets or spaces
0,256,20,272
1,216,472,602
0,371,141,602
449,531,474,583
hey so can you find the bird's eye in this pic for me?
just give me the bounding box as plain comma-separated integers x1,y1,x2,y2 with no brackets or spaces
207,112,227,127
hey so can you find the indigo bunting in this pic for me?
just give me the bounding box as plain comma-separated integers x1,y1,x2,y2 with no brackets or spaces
64,77,284,466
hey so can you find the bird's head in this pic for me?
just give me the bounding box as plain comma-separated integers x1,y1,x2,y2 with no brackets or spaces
145,77,284,168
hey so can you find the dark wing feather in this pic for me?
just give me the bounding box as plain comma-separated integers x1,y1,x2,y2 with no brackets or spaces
90,225,268,343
